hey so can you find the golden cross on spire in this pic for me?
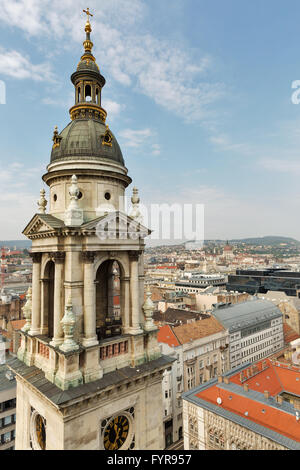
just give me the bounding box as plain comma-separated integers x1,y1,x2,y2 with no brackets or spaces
83,7,93,20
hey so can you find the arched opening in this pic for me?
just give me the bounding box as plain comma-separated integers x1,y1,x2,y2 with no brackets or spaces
77,86,81,103
43,260,55,339
96,260,122,340
85,84,92,102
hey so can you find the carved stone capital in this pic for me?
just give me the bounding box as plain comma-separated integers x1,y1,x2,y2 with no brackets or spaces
52,252,66,264
30,252,42,264
82,251,96,263
129,250,142,261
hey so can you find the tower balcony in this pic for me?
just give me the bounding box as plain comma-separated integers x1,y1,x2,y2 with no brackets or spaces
16,324,161,391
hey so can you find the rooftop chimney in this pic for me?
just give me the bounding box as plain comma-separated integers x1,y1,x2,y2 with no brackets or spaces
224,377,229,384
264,390,270,399
294,401,300,411
276,395,283,405
244,383,249,392
218,376,223,383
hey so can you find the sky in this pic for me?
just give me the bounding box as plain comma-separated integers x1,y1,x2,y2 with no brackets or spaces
0,0,300,241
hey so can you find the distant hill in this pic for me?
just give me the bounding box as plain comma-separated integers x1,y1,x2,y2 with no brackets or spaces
0,240,32,249
229,236,300,246
146,236,300,250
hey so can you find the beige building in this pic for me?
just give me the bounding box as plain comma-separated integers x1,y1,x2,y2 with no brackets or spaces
157,317,229,446
7,13,172,451
258,291,300,335
174,318,229,388
195,287,250,313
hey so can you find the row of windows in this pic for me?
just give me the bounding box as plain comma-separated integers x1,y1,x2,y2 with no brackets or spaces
237,344,283,366
0,414,16,429
0,399,16,413
241,330,273,348
188,367,219,389
0,429,15,445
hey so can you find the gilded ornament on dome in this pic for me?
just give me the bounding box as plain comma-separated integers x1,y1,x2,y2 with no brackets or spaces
102,126,113,147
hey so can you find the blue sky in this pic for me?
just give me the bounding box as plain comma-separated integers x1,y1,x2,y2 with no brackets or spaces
0,0,300,240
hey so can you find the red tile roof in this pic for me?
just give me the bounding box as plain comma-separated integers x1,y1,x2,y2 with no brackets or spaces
157,325,180,348
194,358,300,444
172,317,225,344
196,383,300,443
10,319,26,330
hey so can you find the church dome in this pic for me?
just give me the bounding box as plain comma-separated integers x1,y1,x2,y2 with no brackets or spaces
50,119,125,166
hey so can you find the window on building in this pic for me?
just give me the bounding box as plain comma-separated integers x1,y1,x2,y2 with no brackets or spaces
3,415,12,426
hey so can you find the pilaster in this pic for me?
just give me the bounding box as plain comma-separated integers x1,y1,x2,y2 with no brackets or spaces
128,251,143,335
82,251,98,348
50,252,65,347
29,253,42,336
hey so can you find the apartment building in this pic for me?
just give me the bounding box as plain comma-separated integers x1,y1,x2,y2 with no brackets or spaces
212,299,284,369
0,365,16,450
158,317,229,447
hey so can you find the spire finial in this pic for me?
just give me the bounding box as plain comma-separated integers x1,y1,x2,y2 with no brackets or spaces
82,8,94,53
83,7,94,21
83,7,93,35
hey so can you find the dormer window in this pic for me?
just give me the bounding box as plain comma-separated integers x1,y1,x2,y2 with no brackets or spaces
102,126,113,147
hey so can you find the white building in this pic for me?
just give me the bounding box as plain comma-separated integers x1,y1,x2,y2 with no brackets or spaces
212,299,284,369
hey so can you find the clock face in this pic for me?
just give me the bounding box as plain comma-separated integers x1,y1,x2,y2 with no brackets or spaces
35,414,46,450
104,416,129,450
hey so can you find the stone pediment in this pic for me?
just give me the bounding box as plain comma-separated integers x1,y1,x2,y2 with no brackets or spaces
23,214,65,238
81,211,151,240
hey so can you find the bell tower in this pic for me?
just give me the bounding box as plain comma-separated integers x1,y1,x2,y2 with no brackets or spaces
7,9,173,451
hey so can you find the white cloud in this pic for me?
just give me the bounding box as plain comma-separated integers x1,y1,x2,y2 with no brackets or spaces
151,144,161,156
0,0,225,122
259,158,300,175
104,99,124,120
0,48,55,82
141,184,300,240
118,128,154,148
0,162,46,239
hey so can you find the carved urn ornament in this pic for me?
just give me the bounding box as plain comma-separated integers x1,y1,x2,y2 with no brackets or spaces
64,175,84,226
22,287,33,333
143,289,156,331
60,298,79,352
37,189,47,214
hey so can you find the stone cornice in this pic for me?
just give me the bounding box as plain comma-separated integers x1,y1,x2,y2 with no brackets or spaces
43,168,132,188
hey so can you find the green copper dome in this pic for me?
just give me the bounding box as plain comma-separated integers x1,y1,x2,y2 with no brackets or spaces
50,119,125,166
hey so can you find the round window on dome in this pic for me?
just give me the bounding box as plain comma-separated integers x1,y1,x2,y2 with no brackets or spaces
77,191,83,200
105,192,111,201
53,194,57,202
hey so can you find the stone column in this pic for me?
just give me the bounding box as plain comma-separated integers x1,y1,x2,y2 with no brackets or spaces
29,253,42,336
50,252,65,347
82,252,98,347
129,251,143,335
121,276,130,333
